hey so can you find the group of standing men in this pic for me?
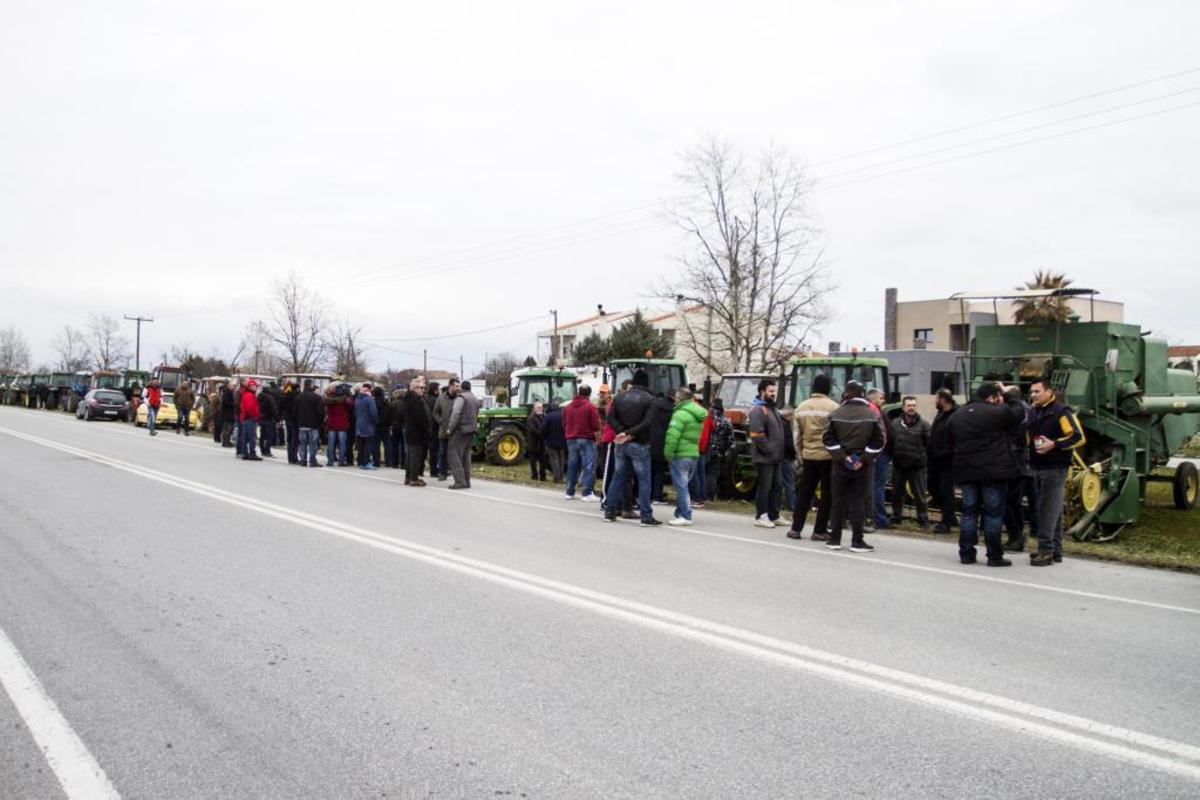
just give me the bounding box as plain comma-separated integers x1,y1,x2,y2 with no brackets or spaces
199,376,483,489
762,373,1083,567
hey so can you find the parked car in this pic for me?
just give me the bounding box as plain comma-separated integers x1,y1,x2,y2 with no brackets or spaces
76,388,132,422
135,392,201,428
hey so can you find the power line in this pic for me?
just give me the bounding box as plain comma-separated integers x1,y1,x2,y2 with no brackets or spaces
819,99,1200,191
815,85,1200,183
367,313,550,342
811,65,1200,167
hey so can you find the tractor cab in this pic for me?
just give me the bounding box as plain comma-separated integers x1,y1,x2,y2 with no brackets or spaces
279,373,336,393
153,365,192,393
788,356,890,408
512,368,577,407
607,358,689,398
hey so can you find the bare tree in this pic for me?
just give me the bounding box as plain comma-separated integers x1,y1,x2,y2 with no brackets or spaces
239,321,287,375
662,139,831,374
260,271,328,372
51,326,90,372
326,318,366,377
0,326,31,373
483,352,522,393
85,314,133,370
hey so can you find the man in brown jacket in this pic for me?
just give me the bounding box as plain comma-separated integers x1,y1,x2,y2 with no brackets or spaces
788,373,839,541
173,381,196,436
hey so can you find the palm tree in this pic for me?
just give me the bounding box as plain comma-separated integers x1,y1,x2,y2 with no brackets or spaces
1013,270,1075,324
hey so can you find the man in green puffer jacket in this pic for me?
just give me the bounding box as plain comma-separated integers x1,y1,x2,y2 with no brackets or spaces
663,386,708,527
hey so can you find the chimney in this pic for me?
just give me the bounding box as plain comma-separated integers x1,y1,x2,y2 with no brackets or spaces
884,287,898,350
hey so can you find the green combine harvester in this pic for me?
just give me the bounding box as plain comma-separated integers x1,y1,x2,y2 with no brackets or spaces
474,367,578,466
962,288,1200,541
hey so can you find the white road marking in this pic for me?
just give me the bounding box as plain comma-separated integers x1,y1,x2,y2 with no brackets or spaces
0,623,121,799
3,424,1200,782
13,408,1198,618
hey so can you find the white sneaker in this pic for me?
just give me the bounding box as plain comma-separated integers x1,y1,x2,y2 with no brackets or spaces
580,494,600,503
565,494,577,501
755,515,775,529
668,517,693,527
774,517,791,527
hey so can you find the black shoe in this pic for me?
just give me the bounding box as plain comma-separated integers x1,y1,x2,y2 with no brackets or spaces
437,475,448,482
933,524,951,534
244,455,263,461
1003,541,1026,553
825,541,842,550
1030,552,1054,566
960,555,977,565
786,530,803,540
640,518,663,527
603,513,618,523
1053,552,1062,563
849,541,875,553
810,531,831,542
621,511,639,520
448,483,469,490
987,557,1013,567
889,517,902,525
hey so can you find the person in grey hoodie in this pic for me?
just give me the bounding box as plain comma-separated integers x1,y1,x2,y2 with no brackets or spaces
446,380,480,489
748,378,787,528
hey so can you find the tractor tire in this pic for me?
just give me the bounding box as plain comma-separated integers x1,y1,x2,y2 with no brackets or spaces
1174,461,1199,510
485,425,526,467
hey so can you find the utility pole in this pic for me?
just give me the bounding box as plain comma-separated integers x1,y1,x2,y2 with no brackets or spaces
123,315,154,372
459,355,464,379
549,309,558,364
423,349,427,374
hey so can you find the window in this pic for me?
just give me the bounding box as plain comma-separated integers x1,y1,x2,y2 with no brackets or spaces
913,328,934,344
930,371,960,394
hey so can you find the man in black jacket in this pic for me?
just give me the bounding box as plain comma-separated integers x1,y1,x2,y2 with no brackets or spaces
822,381,886,552
1027,379,1085,566
927,389,958,533
890,395,931,527
295,380,325,467
219,382,237,448
401,378,433,486
947,380,1025,567
601,370,661,525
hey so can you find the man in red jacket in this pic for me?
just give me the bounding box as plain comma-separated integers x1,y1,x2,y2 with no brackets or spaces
239,380,262,461
563,385,601,501
143,379,163,436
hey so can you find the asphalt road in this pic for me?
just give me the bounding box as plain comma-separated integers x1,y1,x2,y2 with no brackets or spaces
1,405,1198,799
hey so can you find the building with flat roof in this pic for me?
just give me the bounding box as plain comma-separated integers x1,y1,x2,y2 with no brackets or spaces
883,287,1124,352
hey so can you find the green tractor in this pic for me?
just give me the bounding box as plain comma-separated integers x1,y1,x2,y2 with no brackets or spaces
964,290,1200,541
473,367,579,466
721,356,893,498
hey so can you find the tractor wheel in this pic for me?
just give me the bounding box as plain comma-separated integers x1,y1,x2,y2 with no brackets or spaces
730,466,757,499
485,425,525,467
1174,462,1199,510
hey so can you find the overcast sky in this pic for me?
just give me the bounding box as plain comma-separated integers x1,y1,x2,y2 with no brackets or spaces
3,1,1198,375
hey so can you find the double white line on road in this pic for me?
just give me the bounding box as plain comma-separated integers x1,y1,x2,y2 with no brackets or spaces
4,423,1200,785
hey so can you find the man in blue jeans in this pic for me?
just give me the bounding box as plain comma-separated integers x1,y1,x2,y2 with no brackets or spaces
600,371,661,526
947,380,1025,566
663,386,707,526
563,385,601,501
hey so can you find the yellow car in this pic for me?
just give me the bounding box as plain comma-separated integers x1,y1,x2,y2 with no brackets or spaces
136,393,201,429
